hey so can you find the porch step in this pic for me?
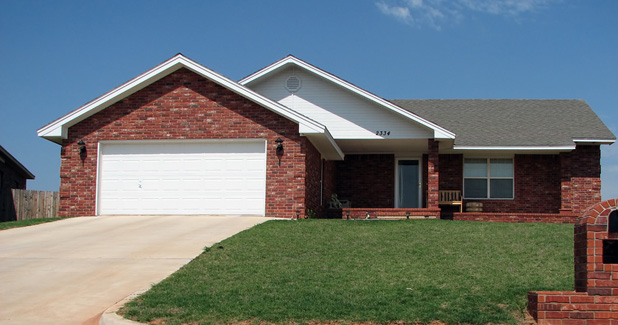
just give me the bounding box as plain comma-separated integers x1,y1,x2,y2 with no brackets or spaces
341,208,442,220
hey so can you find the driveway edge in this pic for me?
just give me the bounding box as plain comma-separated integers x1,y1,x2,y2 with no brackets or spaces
99,289,147,325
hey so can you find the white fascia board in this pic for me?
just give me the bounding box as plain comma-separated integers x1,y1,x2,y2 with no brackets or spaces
240,56,456,140
38,54,327,143
572,138,616,145
453,145,576,151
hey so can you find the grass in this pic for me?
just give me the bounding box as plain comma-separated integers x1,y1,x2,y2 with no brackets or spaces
0,217,65,230
121,220,573,324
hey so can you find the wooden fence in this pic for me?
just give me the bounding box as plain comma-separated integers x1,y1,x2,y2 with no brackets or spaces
11,189,60,220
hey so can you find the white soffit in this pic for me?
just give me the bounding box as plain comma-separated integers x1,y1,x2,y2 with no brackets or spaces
450,145,577,156
240,55,456,140
303,128,345,160
453,139,615,152
453,145,576,150
37,54,330,143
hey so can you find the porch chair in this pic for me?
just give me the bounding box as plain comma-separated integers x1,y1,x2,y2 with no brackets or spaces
329,193,351,209
438,190,463,213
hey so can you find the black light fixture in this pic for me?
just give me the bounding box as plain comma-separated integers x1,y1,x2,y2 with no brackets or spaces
77,139,86,157
275,138,284,166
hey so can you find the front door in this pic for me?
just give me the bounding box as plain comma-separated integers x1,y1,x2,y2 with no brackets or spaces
396,159,421,208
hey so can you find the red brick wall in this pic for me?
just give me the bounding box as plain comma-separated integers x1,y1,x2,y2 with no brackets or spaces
574,199,618,295
342,208,440,219
570,145,602,215
335,154,394,208
440,149,601,216
459,154,561,213
439,154,462,191
453,212,577,223
60,68,306,218
528,199,618,324
528,291,618,324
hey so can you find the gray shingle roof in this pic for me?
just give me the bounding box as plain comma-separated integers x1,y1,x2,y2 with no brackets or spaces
390,99,615,147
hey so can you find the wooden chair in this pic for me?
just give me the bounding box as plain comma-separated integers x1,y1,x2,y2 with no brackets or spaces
439,190,463,213
329,194,351,209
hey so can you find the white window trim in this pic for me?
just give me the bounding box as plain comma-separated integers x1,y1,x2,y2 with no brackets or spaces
463,157,515,200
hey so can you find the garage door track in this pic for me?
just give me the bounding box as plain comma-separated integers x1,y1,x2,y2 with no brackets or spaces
0,215,268,324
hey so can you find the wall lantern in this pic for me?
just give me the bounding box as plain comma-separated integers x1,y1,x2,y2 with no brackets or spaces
275,138,284,153
77,139,87,158
275,138,284,166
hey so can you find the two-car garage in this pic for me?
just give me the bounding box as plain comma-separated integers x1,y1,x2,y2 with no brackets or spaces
97,140,267,216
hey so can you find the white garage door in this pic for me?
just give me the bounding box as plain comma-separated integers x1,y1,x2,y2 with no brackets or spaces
98,140,266,216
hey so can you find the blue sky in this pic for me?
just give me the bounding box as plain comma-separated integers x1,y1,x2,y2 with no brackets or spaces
1,0,617,199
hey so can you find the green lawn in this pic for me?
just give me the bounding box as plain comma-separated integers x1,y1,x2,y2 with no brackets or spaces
121,220,573,325
0,217,65,230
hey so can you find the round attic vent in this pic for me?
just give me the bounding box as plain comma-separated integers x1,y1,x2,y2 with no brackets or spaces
285,76,302,93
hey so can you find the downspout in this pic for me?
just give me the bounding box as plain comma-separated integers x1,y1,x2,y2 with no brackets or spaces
320,159,324,206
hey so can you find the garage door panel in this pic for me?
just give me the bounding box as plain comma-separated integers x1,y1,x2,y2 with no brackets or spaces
98,140,266,215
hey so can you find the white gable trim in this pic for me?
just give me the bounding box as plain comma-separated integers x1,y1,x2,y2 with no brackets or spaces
37,54,332,144
240,56,455,140
572,138,615,145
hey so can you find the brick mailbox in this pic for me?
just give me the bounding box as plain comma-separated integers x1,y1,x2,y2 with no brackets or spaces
528,199,618,324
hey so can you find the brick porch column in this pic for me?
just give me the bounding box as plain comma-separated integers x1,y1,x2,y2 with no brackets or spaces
559,152,572,214
427,139,439,209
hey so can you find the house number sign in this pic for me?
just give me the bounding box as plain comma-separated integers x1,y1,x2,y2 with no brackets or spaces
376,131,391,136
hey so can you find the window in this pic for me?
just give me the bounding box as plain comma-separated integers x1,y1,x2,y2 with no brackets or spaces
464,158,513,199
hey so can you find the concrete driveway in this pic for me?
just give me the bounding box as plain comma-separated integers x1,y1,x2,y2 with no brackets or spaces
0,215,269,325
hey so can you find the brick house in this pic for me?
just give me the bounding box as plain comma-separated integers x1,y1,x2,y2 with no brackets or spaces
37,54,615,220
0,145,35,221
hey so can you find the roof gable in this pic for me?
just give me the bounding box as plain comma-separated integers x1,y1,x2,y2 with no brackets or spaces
37,54,331,144
243,65,434,141
240,55,455,140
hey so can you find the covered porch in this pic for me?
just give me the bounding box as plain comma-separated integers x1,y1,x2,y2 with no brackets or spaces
319,139,593,223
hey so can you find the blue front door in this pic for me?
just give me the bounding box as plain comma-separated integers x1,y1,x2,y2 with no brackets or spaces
397,159,420,208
